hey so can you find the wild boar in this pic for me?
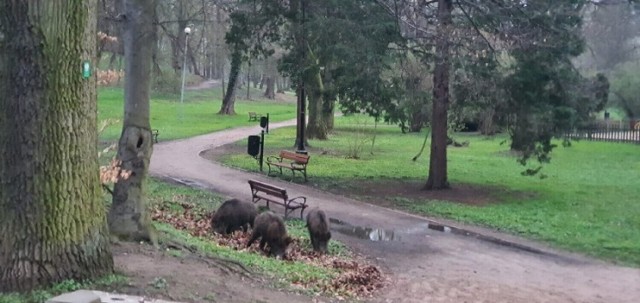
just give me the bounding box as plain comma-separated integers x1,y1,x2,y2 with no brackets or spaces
246,211,293,258
306,208,331,253
210,199,257,235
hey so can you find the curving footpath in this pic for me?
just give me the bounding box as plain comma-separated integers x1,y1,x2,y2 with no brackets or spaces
150,120,640,303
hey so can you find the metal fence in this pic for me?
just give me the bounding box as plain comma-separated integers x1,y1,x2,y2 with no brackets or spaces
565,120,640,144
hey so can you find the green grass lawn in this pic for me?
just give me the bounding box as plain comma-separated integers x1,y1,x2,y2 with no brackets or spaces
219,115,640,266
98,86,297,141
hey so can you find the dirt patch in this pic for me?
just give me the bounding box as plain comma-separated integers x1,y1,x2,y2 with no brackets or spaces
329,179,500,206
110,242,321,303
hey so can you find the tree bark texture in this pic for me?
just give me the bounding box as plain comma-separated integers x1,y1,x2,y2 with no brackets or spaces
306,70,329,140
263,57,276,99
509,112,533,153
321,67,335,131
246,62,251,100
264,77,276,99
219,48,241,115
108,0,157,242
0,0,113,291
425,0,452,190
410,109,426,133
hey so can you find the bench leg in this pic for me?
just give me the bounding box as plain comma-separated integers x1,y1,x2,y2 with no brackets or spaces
299,207,306,220
302,169,307,182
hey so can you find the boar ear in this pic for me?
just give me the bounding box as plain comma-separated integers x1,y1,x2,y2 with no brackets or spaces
285,236,294,245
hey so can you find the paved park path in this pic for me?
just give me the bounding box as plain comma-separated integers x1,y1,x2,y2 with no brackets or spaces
149,120,640,303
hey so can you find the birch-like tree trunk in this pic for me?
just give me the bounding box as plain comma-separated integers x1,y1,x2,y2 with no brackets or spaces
108,0,157,242
0,0,113,291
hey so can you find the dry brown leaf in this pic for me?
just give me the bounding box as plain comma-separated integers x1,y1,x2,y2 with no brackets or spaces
151,202,386,298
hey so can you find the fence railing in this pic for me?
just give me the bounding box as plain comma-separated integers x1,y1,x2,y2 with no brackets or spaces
565,120,640,144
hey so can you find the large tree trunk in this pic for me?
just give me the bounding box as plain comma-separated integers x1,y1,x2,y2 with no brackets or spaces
108,0,157,242
264,77,276,99
410,108,426,132
425,0,452,190
188,46,200,76
0,0,113,291
219,48,241,115
510,113,533,153
321,69,335,131
263,57,276,99
480,107,498,135
306,70,329,140
246,62,251,100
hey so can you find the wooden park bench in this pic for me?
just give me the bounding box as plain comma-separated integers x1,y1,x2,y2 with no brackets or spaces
266,150,310,182
248,112,263,121
248,180,308,219
152,129,159,143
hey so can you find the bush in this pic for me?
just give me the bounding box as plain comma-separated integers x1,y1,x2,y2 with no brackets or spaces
610,62,640,119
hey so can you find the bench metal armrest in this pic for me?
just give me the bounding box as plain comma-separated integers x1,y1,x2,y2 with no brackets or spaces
266,155,282,163
288,196,307,205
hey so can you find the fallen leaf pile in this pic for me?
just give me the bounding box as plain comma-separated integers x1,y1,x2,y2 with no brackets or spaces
150,201,211,237
150,201,387,298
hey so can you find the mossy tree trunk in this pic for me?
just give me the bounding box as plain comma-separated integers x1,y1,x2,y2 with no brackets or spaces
321,66,335,131
108,0,157,242
0,0,113,291
305,48,329,140
306,69,329,140
263,57,276,99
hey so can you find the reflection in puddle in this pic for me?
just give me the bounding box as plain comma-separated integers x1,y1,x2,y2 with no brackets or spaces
329,218,399,241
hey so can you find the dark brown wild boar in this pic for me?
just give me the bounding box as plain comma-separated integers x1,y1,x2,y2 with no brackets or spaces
246,211,292,258
210,199,257,235
306,208,331,253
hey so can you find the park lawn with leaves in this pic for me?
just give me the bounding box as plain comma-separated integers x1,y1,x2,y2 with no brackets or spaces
144,178,378,298
97,86,296,141
219,115,640,266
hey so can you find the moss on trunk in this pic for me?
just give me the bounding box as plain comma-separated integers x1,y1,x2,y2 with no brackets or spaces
0,0,113,292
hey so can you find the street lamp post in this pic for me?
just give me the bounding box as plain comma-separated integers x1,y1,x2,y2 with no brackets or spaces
179,26,191,120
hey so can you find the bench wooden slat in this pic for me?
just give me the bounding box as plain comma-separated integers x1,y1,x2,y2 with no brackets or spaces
279,151,309,164
249,180,286,194
252,187,287,200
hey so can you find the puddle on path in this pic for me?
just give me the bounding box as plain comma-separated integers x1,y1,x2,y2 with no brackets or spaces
330,218,399,241
329,218,453,242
